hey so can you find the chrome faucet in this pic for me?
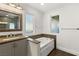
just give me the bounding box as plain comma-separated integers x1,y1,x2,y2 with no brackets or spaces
9,33,15,37
10,33,13,37
6,33,16,38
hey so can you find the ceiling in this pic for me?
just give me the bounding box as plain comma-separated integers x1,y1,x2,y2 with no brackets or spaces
24,3,67,13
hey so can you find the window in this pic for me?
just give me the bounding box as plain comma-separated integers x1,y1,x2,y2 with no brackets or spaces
51,15,59,33
26,14,33,34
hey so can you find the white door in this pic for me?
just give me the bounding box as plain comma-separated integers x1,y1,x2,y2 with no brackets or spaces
0,42,14,56
14,39,27,56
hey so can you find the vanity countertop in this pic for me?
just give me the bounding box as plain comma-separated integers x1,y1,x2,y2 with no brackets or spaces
0,35,28,44
0,33,56,45
0,34,41,45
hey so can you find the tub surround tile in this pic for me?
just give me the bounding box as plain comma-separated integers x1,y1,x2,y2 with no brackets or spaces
28,34,56,39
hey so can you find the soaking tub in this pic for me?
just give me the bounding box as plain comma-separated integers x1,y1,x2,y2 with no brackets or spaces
36,37,54,56
27,37,54,56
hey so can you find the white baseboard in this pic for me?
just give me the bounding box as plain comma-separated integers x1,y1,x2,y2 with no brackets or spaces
57,46,79,56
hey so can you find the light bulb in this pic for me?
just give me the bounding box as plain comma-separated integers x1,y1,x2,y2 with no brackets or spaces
9,3,16,7
16,6,22,10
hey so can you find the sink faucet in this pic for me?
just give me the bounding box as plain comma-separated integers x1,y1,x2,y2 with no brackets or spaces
6,33,15,38
9,33,15,37
10,33,13,37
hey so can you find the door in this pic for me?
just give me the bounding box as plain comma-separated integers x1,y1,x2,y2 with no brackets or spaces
14,39,27,56
0,42,14,56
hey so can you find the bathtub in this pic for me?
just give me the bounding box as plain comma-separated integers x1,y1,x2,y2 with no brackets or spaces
36,37,54,56
27,37,54,56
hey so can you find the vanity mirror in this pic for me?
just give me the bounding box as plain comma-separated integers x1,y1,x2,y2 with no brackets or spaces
0,10,22,32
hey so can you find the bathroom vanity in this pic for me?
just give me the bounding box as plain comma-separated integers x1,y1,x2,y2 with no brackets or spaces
0,4,29,56
0,34,28,56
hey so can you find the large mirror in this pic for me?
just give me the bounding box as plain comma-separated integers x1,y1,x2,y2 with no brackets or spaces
0,10,22,32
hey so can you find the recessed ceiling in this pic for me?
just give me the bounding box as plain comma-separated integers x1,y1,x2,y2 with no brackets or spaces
25,3,67,13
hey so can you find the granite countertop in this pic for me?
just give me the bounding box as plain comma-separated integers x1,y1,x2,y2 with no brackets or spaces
27,38,40,44
0,33,56,45
0,35,28,44
0,35,40,44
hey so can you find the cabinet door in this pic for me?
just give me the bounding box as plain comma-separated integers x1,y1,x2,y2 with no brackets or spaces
0,42,14,56
14,39,27,56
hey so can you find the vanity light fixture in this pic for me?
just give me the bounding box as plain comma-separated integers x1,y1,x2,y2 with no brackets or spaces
8,3,16,7
16,6,22,10
6,3,23,10
16,4,22,10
